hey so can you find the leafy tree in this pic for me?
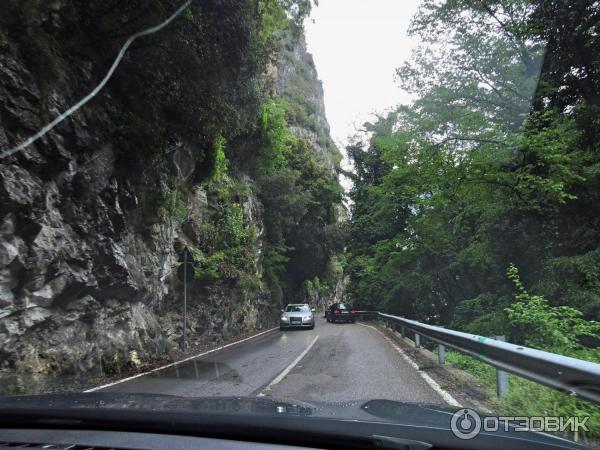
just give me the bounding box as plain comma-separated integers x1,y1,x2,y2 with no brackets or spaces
347,0,600,331
505,264,600,352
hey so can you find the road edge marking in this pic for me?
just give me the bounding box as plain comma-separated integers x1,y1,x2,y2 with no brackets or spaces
84,327,278,392
359,323,462,407
258,335,319,396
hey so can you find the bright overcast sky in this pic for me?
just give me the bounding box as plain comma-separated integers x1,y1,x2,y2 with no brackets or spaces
304,0,423,152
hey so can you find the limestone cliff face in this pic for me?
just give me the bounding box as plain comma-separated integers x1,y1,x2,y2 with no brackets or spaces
0,3,171,375
271,30,346,309
0,3,341,389
274,30,341,172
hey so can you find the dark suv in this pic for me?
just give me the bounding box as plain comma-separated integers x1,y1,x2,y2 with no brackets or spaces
326,302,357,323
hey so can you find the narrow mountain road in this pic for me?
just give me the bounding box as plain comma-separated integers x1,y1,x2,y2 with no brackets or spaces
98,317,450,406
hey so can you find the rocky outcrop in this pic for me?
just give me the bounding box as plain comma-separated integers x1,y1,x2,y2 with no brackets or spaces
273,30,346,306
274,30,341,172
0,4,342,390
0,2,272,383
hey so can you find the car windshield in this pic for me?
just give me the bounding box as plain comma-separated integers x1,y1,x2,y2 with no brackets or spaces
285,305,310,312
0,0,599,448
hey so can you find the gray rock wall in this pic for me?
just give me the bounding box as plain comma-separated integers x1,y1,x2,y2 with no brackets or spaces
0,9,342,383
0,4,273,378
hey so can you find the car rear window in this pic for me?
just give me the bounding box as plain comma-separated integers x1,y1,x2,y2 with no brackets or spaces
332,303,352,310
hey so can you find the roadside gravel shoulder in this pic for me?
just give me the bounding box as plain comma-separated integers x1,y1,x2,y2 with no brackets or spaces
369,321,499,413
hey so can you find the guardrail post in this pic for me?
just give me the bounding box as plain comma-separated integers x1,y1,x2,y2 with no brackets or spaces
495,335,509,397
401,326,405,338
415,332,421,348
438,343,446,364
437,325,446,364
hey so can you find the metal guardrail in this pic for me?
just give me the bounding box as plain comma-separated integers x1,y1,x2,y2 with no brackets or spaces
356,311,600,404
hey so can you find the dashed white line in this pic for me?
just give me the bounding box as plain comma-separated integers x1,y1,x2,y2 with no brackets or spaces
359,323,462,407
258,335,319,396
84,327,278,392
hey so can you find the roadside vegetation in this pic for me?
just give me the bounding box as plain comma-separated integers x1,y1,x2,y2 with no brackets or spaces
346,0,600,437
445,349,600,443
446,265,600,442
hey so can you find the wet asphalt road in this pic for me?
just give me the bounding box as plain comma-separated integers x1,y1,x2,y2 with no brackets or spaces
100,317,446,405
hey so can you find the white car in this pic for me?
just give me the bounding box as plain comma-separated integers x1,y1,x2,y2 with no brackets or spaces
280,304,315,330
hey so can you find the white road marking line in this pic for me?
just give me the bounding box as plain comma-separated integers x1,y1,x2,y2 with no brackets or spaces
259,335,319,395
359,323,462,407
84,327,278,392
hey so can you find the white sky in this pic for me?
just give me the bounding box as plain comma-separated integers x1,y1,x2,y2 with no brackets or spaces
304,0,423,154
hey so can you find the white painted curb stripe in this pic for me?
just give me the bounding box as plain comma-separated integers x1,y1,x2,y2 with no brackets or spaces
359,323,462,407
259,335,319,395
84,327,278,392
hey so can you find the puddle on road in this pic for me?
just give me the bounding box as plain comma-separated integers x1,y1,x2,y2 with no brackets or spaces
0,370,108,396
0,359,241,396
147,360,240,383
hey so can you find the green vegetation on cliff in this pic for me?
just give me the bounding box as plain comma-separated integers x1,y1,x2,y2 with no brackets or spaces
256,100,343,303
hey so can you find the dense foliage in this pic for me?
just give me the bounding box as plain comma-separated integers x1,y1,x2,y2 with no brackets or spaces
256,100,344,303
347,0,600,338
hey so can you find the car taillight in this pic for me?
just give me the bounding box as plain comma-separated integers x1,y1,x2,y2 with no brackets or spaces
333,309,340,315
351,309,357,314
